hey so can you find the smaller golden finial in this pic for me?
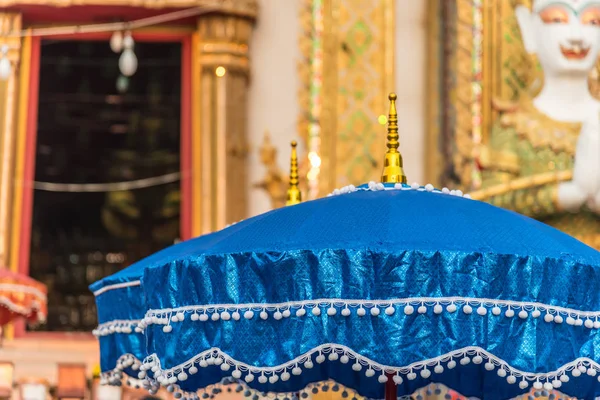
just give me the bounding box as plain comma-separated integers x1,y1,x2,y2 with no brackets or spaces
286,141,302,206
381,93,407,184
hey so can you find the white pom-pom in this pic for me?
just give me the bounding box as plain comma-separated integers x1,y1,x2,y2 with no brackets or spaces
327,307,337,316
519,380,529,389
232,311,241,321
245,373,255,383
533,381,542,389
544,313,554,323
594,320,600,329
199,360,208,368
191,313,199,321
281,372,291,381
292,367,302,375
269,375,279,384
407,372,417,381
312,306,321,316
578,365,587,373
567,316,575,325
189,366,198,375
442,188,450,194
244,310,254,320
434,365,444,374
447,304,457,313
163,325,172,333
507,375,516,384
447,360,456,369
296,308,306,317
518,310,528,319
385,306,395,315
420,369,431,379
553,379,562,388
357,307,366,316
588,368,597,376
394,183,403,190
555,315,564,324
316,354,325,364
473,355,483,364
328,352,339,361
340,355,349,364
544,382,554,390
393,375,403,385
342,307,351,316
260,311,268,320
220,363,230,371
411,182,420,189
497,369,507,378
304,361,314,369
199,313,209,322
572,368,582,377
176,312,185,321
460,357,470,365
585,319,594,329
425,184,434,192
273,311,283,320
352,363,362,372
484,362,494,371
211,313,220,321
560,374,569,382
370,307,380,316
282,309,291,318
221,311,231,321
232,369,242,379
434,304,443,314
505,309,515,318
576,318,583,326
177,372,188,381
532,309,541,318
378,374,388,383
258,375,267,384
477,306,487,316
492,306,501,316
418,305,427,314
365,369,375,378
404,305,414,315
463,305,473,314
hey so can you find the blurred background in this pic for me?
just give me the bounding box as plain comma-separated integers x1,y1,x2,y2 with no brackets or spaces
0,0,594,398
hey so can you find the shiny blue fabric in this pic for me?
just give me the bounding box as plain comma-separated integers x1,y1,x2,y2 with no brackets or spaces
104,186,600,399
92,231,237,373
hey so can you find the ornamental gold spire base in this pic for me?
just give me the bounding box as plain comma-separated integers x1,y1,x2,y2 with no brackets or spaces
286,141,302,206
381,93,407,184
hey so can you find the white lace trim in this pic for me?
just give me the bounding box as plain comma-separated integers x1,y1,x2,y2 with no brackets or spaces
0,283,46,300
93,280,141,297
93,296,600,337
327,182,472,199
0,295,45,322
139,344,595,392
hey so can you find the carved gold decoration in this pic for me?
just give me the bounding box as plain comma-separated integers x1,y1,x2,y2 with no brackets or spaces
299,0,395,195
381,93,406,184
0,0,258,17
255,132,286,209
0,13,21,269
286,141,302,206
194,12,255,234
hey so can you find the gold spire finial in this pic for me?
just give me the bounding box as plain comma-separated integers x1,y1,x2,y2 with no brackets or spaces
286,141,302,206
381,92,407,184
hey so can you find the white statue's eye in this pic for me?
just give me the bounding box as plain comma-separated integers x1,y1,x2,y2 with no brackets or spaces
539,7,570,24
581,8,600,26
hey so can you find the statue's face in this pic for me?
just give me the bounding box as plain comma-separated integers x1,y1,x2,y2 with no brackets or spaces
520,0,600,74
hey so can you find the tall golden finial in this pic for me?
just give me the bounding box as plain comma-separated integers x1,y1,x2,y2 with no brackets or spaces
381,93,407,184
286,141,302,206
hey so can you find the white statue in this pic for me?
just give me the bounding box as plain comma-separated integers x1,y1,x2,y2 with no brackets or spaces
477,0,600,249
516,0,600,213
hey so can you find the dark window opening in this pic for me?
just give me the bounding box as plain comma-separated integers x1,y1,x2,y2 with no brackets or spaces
29,40,182,332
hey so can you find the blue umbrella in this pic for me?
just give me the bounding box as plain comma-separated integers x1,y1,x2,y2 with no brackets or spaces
96,94,600,400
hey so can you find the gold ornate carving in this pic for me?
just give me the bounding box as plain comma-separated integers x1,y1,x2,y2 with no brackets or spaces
0,13,21,268
194,13,254,234
381,93,406,184
0,0,258,17
301,0,394,194
255,132,286,209
286,141,302,206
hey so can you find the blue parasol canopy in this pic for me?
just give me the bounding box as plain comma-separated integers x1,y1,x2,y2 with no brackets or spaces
93,94,600,400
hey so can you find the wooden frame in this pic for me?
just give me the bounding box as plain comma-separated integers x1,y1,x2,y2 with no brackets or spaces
11,27,193,339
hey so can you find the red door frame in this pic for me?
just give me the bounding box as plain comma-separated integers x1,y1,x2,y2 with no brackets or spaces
15,30,193,339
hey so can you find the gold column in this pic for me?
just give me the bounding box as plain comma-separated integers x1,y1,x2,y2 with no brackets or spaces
0,13,21,268
193,7,256,235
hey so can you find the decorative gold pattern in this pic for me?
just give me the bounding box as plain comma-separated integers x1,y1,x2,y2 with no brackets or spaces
255,132,286,209
286,141,302,206
299,0,395,195
381,93,406,184
0,13,21,269
0,0,258,17
194,13,255,234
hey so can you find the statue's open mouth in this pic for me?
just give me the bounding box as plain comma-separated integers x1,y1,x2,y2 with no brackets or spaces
560,44,590,59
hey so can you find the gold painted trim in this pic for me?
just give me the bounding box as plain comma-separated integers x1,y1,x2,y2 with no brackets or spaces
215,73,226,229
0,0,258,18
424,0,440,186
